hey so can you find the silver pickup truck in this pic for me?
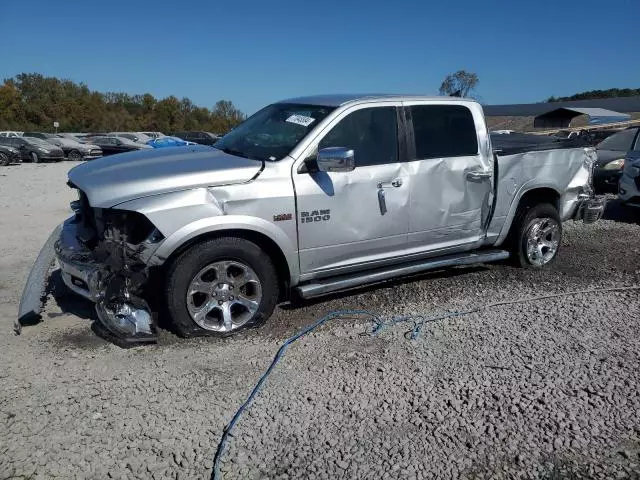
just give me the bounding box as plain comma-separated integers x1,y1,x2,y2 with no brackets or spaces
24,94,605,343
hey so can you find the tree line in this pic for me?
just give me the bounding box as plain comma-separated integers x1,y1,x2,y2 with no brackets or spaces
0,73,245,134
546,88,640,103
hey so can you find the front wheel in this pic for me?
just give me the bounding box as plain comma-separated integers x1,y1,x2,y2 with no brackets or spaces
68,149,83,162
511,203,562,268
30,152,40,163
165,237,279,337
0,152,9,166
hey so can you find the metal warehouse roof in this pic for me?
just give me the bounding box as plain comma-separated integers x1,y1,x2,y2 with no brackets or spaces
484,96,640,116
562,107,631,118
533,107,631,128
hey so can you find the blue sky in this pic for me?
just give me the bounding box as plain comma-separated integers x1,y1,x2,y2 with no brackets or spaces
1,0,638,115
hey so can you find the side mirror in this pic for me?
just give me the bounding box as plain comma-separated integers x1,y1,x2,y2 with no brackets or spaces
317,147,355,173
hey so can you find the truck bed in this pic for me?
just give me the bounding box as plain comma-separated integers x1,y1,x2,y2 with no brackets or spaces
486,143,595,244
490,132,587,155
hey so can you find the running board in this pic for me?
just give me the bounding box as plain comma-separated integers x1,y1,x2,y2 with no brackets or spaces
295,249,510,299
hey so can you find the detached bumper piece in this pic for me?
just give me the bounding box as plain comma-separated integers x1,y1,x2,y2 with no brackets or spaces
16,224,63,333
96,295,156,343
574,195,606,224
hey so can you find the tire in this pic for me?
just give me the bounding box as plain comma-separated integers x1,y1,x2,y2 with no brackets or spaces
30,151,40,163
165,237,279,337
68,149,82,162
510,203,562,268
0,152,9,166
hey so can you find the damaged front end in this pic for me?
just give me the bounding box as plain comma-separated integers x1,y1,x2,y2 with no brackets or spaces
569,148,607,224
55,188,165,343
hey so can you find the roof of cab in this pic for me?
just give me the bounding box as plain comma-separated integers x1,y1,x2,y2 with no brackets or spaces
278,94,475,107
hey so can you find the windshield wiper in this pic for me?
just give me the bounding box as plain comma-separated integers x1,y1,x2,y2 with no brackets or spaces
216,146,263,162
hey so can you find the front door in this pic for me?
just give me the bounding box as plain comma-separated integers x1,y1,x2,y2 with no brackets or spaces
293,104,410,278
11,138,29,160
404,102,494,252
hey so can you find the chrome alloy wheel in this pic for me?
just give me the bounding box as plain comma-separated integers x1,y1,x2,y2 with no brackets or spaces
186,261,262,332
525,217,560,266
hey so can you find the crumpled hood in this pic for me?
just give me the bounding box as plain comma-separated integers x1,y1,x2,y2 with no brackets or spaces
68,145,263,208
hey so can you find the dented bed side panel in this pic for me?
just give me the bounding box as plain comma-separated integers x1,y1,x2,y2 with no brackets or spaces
487,147,595,245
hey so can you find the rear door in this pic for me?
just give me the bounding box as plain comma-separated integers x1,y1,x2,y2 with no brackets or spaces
404,102,493,253
293,103,410,278
97,138,116,155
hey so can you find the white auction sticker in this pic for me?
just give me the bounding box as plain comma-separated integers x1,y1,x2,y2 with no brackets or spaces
286,114,315,127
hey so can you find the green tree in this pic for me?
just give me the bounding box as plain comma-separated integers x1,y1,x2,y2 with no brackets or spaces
547,88,640,102
439,70,479,98
0,73,246,133
211,100,245,134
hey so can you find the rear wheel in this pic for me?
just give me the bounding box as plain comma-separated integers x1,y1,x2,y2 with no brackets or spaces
68,149,82,162
30,152,40,163
511,203,562,268
165,237,279,337
0,152,9,166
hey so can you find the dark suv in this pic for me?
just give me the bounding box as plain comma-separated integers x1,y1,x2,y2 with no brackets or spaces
593,127,640,193
0,136,64,163
172,131,220,145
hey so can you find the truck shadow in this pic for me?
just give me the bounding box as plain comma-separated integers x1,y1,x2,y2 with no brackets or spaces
280,265,489,311
48,269,97,321
602,198,640,225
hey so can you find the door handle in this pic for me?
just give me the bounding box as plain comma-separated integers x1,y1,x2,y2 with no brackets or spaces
466,170,492,182
377,188,387,215
377,178,403,188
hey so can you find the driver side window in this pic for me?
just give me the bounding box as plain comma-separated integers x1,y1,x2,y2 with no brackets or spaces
319,107,398,167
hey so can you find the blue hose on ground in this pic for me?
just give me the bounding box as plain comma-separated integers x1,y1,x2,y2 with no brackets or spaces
210,285,640,480
209,308,470,479
210,309,377,480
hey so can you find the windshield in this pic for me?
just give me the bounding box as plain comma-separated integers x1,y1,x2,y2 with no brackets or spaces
214,103,335,161
25,132,54,139
27,137,56,147
597,128,637,151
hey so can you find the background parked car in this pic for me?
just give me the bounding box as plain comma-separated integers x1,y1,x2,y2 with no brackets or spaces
593,127,640,194
140,131,166,139
0,131,24,138
0,136,64,162
0,144,22,166
618,150,640,206
109,132,153,144
172,131,220,145
23,132,103,161
85,135,152,155
58,133,90,143
147,136,196,148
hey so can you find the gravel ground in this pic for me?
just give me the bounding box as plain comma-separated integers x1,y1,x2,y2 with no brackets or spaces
1,162,640,479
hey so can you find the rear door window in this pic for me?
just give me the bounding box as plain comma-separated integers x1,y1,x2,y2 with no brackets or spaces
409,105,478,159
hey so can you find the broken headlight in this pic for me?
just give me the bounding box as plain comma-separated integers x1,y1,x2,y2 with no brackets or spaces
102,209,163,245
